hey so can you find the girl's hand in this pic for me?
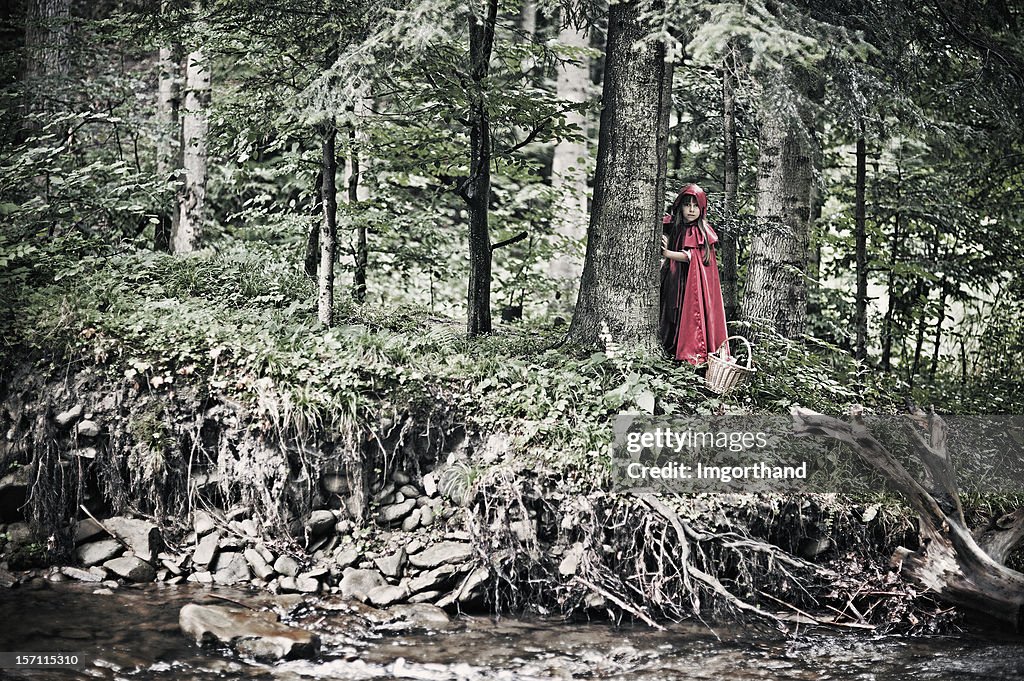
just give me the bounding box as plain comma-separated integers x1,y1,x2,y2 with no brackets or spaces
661,235,669,254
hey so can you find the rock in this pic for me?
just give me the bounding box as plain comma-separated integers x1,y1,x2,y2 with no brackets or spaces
213,552,251,585
219,535,245,551
422,472,438,497
103,555,156,582
372,482,396,504
398,485,420,498
76,420,100,438
179,603,319,662
244,549,274,580
193,532,220,568
278,576,298,592
378,499,416,524
274,555,299,578
457,566,489,602
321,473,347,495
366,584,407,607
407,565,459,594
55,405,83,429
419,507,435,527
103,517,162,563
384,603,451,629
510,519,534,542
408,542,473,569
340,568,386,602
294,574,319,593
334,546,360,569
187,570,214,585
193,511,217,536
405,539,424,555
374,549,406,579
159,553,186,576
305,510,335,539
401,508,422,532
237,518,258,538
73,448,97,459
76,539,123,567
335,519,352,535
392,471,411,485
408,590,441,604
5,521,32,544
559,542,585,577
0,568,17,588
60,566,105,583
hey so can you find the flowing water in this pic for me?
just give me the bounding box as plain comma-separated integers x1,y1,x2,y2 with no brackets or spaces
0,580,1021,680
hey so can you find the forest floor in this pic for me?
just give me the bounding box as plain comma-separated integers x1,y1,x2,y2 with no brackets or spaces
0,239,1019,635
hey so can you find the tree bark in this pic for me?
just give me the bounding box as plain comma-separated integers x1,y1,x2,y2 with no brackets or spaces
464,0,498,336
173,48,209,253
155,40,182,253
854,133,868,360
318,121,338,326
348,122,368,304
793,407,1024,631
548,22,591,309
720,46,740,323
23,0,70,124
565,0,668,353
741,68,821,339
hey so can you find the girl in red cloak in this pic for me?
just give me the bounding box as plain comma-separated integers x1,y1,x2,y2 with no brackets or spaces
658,184,729,365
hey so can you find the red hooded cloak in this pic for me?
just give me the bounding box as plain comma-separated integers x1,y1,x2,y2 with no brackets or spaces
658,184,729,364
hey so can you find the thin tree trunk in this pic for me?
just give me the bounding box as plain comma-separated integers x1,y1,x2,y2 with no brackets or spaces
881,209,900,372
318,121,338,326
566,0,668,352
930,278,948,377
520,0,536,35
173,48,209,253
464,0,498,336
304,170,323,279
720,46,740,323
854,132,868,360
348,122,368,304
548,21,591,309
910,279,928,384
155,40,181,253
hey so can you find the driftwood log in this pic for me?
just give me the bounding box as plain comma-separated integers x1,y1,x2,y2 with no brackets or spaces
792,406,1024,631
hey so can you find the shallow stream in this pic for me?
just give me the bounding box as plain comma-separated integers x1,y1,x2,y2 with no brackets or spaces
0,581,1021,680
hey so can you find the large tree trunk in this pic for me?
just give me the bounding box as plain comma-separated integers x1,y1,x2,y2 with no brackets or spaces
23,0,70,123
854,133,868,360
173,49,209,253
720,46,740,322
464,0,498,336
794,407,1024,631
565,0,668,353
741,74,819,338
155,40,182,253
318,121,338,326
548,22,591,310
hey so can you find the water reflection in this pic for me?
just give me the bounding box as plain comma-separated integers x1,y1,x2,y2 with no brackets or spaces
0,581,1021,680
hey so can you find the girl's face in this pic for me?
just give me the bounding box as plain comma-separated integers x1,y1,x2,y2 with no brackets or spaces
681,195,700,224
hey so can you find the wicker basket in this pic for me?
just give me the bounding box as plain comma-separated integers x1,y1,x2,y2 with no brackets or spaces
705,335,756,394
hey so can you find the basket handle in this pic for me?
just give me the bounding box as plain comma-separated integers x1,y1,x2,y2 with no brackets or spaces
716,335,754,370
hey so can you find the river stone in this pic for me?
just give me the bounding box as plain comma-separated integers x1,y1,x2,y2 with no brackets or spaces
366,584,406,607
104,555,156,582
340,568,386,602
401,508,422,532
391,471,411,485
179,603,320,662
274,555,299,578
278,576,298,592
193,532,220,567
457,566,489,602
74,518,105,545
60,566,105,583
334,546,360,569
374,549,406,579
76,420,100,438
103,517,162,563
0,568,17,588
244,549,274,580
379,499,416,524
407,564,459,593
294,574,320,593
385,603,451,628
193,511,217,536
77,538,123,567
408,542,473,569
305,510,335,539
213,552,251,585
372,482,396,504
5,521,32,544
55,405,83,429
398,485,420,499
420,506,435,527
188,570,213,585
422,472,438,497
